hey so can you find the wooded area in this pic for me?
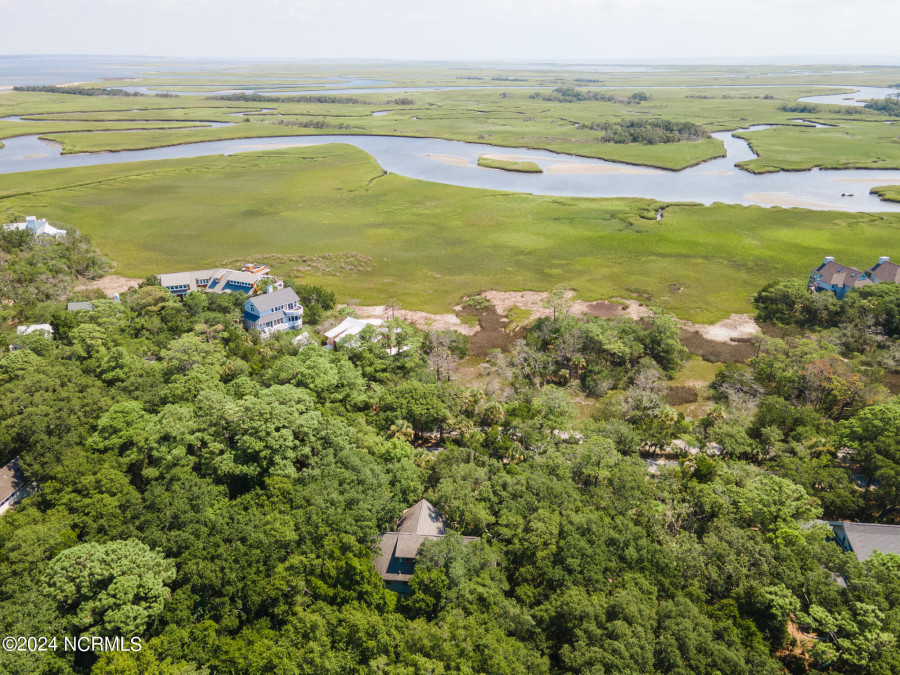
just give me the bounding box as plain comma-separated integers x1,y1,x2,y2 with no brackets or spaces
1,229,900,674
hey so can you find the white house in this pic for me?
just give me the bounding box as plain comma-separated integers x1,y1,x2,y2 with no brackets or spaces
16,324,53,337
3,216,66,238
9,324,53,351
324,317,385,348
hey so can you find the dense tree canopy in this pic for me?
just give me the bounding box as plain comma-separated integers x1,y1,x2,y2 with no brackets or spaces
1,249,900,673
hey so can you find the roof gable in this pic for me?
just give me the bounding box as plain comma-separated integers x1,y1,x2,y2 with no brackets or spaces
868,260,900,283
840,521,900,561
324,317,384,340
247,287,300,313
397,499,447,536
814,260,868,287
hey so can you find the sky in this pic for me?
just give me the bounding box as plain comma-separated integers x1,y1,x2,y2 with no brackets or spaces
2,0,899,62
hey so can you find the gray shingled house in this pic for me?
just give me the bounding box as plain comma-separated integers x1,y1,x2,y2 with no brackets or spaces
373,499,478,593
243,287,303,337
830,521,900,561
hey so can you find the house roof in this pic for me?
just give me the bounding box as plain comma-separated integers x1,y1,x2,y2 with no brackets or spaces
4,217,66,237
837,521,900,561
0,457,25,505
813,260,871,288
397,499,447,536
67,302,94,312
867,260,900,284
324,317,384,340
157,268,224,290
247,287,300,313
372,500,478,583
207,269,267,292
16,324,53,336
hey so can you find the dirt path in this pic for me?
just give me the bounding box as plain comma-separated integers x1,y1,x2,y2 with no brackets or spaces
76,275,142,297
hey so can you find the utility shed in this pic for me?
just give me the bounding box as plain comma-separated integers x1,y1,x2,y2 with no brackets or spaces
373,499,479,593
830,521,900,561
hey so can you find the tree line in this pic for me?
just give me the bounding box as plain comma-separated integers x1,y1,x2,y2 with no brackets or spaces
530,87,652,104
579,118,710,144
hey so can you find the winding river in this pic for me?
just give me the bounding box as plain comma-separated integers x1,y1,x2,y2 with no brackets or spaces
1,82,899,212
1,125,899,212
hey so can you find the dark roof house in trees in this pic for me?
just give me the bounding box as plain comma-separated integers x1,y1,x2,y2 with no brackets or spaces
373,499,478,593
867,256,900,284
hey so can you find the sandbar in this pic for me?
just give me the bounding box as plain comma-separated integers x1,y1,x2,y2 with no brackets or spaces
745,192,838,209
237,143,302,149
833,177,900,184
544,163,659,175
426,154,469,167
480,153,547,163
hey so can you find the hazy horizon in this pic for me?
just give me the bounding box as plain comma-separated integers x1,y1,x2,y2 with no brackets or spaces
2,0,898,62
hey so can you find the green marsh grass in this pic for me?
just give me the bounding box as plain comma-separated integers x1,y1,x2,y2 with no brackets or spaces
1,144,899,323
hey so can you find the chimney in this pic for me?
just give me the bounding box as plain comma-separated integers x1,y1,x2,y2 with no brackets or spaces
878,256,890,265
824,256,835,264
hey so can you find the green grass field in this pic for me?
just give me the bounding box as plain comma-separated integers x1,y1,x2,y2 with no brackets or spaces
870,185,900,202
735,121,900,173
2,67,898,172
477,156,543,173
1,144,898,323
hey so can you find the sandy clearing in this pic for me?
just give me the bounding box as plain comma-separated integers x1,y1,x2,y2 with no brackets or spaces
426,154,469,167
544,163,660,175
472,290,652,322
745,192,838,209
350,291,759,346
350,305,480,335
476,291,756,341
690,313,760,343
76,275,142,297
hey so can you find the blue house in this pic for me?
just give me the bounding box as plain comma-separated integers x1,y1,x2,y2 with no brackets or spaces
243,287,303,337
809,257,872,299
